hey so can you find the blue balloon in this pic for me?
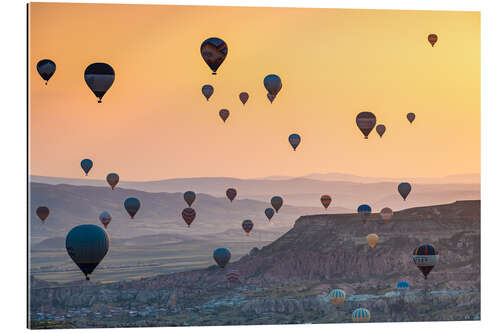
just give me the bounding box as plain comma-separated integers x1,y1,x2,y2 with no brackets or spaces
37,59,56,85
352,308,371,322
398,182,412,200
265,208,275,221
357,204,372,223
80,159,93,176
124,197,141,219
264,74,282,96
397,281,410,290
213,248,231,268
66,224,109,280
288,134,301,151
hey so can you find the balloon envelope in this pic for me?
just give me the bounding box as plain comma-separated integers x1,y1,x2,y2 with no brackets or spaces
99,211,112,228
239,92,249,105
213,248,231,268
398,182,412,200
376,124,386,137
357,204,372,222
182,208,196,227
397,281,410,290
271,196,283,213
226,188,237,202
219,109,229,122
352,308,371,322
407,112,416,123
242,219,254,235
225,271,241,283
265,207,275,221
84,63,115,103
80,159,93,176
288,133,301,151
380,207,393,222
320,195,332,209
184,191,196,207
106,173,119,190
356,112,376,139
413,244,438,279
428,34,438,47
200,37,228,74
329,289,346,308
36,206,50,222
37,59,56,84
65,224,109,280
124,197,141,219
366,233,379,248
201,85,214,101
264,74,282,96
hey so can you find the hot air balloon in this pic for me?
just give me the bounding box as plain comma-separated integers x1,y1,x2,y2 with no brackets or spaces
264,74,282,102
219,109,229,123
213,248,231,268
226,188,237,202
200,37,228,75
357,204,372,223
106,173,119,190
184,191,196,207
366,233,379,248
288,134,301,151
376,124,386,138
271,196,283,213
428,34,438,47
202,84,214,101
397,281,410,294
407,113,415,123
225,271,241,283
36,206,49,222
356,112,376,139
242,219,253,236
320,195,332,210
352,308,371,323
65,224,109,280
182,208,196,227
80,159,93,176
413,244,438,279
239,92,249,105
267,93,276,104
99,211,112,229
124,197,140,219
265,208,275,221
37,59,56,85
380,207,393,222
84,63,115,103
398,182,412,200
329,289,346,309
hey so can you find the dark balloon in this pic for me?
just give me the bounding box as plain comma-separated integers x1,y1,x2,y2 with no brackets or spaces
99,211,112,229
200,37,228,75
202,84,214,101
182,208,196,227
242,219,253,236
124,197,140,219
36,206,50,222
65,224,109,280
226,188,237,202
219,109,229,123
320,195,332,210
288,133,301,151
356,112,377,139
84,63,115,103
264,74,282,97
184,191,196,207
213,248,231,268
239,92,249,105
376,124,386,138
357,204,372,223
428,34,438,47
80,159,93,176
37,59,56,85
407,113,416,124
398,182,412,200
267,93,276,104
265,207,274,221
271,196,283,213
413,244,438,279
106,173,119,190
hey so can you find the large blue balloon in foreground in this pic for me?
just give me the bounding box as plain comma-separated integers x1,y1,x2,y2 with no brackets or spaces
66,224,109,280
200,37,228,75
213,248,231,268
84,63,115,103
80,158,93,176
124,197,141,219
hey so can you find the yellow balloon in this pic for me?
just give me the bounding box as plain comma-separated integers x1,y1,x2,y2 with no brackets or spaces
366,234,379,248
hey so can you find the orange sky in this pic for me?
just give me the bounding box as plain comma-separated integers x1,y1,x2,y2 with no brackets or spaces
29,3,480,181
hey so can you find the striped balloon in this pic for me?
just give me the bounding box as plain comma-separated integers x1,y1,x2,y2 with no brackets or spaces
320,195,332,210
413,244,438,279
352,308,371,323
397,281,410,290
329,289,346,308
242,219,253,236
225,271,241,283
